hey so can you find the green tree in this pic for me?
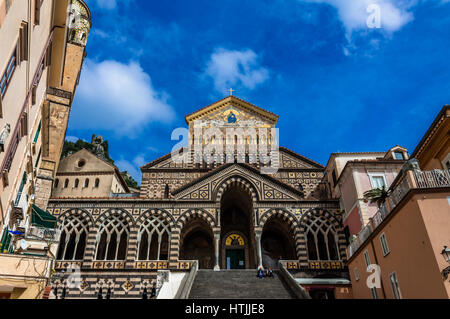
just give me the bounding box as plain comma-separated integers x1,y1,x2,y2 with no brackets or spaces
363,186,391,208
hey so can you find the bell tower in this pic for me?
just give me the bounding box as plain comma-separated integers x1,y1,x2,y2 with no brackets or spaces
34,0,91,209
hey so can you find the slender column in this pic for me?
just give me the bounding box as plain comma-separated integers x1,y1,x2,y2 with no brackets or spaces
214,232,220,271
255,230,263,269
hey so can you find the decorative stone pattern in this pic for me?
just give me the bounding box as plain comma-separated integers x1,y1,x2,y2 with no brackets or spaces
48,97,347,298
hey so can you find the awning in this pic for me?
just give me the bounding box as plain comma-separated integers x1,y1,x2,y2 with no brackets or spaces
31,204,57,229
295,278,351,285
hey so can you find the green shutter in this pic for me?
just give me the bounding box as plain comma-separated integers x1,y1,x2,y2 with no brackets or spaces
31,204,57,229
0,226,12,253
34,121,41,143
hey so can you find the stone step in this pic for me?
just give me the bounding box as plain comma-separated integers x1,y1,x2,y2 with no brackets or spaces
188,270,297,299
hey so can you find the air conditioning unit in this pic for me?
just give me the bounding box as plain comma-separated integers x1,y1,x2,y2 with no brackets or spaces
27,226,61,242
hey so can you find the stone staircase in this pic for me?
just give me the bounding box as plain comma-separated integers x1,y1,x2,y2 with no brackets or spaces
188,270,298,299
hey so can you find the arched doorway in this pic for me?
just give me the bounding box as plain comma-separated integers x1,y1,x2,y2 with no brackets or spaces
179,219,214,269
261,217,296,269
220,185,256,269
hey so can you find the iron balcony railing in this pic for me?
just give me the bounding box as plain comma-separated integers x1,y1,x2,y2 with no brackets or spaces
347,169,450,259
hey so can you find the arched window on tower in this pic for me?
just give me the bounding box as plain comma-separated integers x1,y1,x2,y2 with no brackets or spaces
57,213,90,260
54,179,59,188
164,184,169,199
64,179,69,188
74,179,79,188
84,178,89,188
95,213,130,260
137,215,171,260
95,178,100,188
304,216,340,261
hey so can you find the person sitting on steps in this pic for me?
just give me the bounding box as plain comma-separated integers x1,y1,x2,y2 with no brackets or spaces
267,267,274,278
256,266,264,279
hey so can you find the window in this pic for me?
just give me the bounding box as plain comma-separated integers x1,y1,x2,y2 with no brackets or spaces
14,172,27,206
389,272,402,299
363,250,371,267
95,213,130,260
77,159,86,168
305,217,340,261
57,214,90,260
95,178,100,188
54,178,59,188
369,174,386,189
380,233,390,256
370,287,379,299
137,214,171,260
393,151,404,160
74,179,79,188
354,267,359,281
64,178,69,188
442,153,450,171
34,0,43,26
331,170,337,187
19,21,29,62
1,46,17,98
164,184,169,198
84,178,89,188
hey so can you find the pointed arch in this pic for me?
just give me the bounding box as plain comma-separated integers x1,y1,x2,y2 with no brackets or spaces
56,209,93,261
214,175,259,202
259,208,301,259
136,209,174,261
94,209,133,261
177,208,216,231
298,208,346,263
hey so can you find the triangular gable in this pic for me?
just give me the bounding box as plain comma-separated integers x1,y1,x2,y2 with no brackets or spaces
185,96,279,125
58,148,116,173
172,163,305,201
279,147,324,169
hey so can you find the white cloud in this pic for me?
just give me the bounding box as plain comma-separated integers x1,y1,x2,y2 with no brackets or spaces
71,59,175,136
302,0,417,33
94,0,117,10
205,48,269,93
65,136,80,143
115,153,148,183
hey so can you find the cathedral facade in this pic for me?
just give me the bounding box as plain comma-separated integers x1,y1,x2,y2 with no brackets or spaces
48,96,349,299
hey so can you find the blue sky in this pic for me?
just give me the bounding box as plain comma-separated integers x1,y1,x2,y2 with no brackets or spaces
66,0,450,182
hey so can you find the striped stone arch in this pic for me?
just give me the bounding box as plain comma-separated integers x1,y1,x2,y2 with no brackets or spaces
57,208,94,229
171,209,217,264
56,208,94,261
214,175,259,203
94,208,135,228
127,209,177,263
177,208,216,231
135,209,176,228
297,208,347,265
259,208,302,259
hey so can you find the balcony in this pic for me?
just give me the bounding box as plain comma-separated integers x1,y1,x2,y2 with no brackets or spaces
347,169,450,259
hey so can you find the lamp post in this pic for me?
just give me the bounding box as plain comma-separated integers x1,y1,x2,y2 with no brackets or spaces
442,246,450,263
441,246,450,280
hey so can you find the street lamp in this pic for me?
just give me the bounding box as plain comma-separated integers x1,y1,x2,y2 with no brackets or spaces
442,246,450,264
441,246,450,280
